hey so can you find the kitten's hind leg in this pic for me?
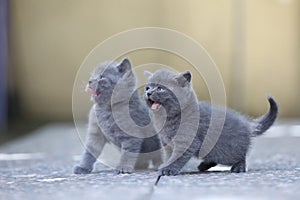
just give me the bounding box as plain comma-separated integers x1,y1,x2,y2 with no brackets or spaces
197,161,217,172
230,160,246,173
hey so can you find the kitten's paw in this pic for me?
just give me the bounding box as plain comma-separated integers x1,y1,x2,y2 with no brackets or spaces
73,166,92,174
159,167,180,176
115,166,134,174
230,161,246,173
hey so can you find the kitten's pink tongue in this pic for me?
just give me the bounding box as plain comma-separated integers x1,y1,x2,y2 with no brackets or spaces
151,102,161,110
85,87,98,96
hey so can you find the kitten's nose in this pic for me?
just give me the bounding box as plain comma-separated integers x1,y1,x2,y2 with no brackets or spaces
88,81,92,84
146,92,152,97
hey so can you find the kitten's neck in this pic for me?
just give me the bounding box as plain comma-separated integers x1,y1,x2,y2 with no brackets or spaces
154,93,199,133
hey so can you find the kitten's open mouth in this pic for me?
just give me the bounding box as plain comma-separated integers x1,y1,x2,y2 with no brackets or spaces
85,87,100,96
148,99,161,111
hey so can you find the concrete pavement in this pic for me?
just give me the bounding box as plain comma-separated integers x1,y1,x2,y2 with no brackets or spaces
0,123,300,200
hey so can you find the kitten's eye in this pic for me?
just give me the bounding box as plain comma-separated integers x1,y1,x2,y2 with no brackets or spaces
157,87,164,92
98,75,104,81
145,86,150,91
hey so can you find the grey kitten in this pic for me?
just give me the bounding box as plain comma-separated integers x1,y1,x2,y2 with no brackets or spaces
74,58,162,174
144,69,278,176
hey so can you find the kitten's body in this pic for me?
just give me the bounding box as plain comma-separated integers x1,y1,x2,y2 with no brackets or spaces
74,58,162,174
144,69,278,176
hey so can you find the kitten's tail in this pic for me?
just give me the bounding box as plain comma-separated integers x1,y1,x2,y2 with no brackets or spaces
251,97,278,136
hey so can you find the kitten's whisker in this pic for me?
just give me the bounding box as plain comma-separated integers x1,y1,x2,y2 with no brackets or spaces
81,80,87,85
78,80,88,93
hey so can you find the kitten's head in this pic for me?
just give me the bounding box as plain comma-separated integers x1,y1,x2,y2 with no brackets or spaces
86,58,135,103
144,69,193,114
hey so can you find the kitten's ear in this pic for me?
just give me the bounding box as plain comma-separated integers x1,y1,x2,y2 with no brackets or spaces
117,57,131,73
176,71,192,86
144,71,153,79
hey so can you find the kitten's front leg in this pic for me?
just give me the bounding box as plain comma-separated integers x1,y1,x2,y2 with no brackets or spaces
159,141,197,176
116,150,137,174
161,144,173,163
116,140,142,174
74,108,107,174
74,150,97,174
74,132,107,174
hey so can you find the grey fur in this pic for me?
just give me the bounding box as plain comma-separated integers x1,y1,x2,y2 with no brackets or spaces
74,58,162,174
144,69,278,176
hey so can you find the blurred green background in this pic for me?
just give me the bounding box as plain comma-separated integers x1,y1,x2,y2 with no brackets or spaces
1,0,300,139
